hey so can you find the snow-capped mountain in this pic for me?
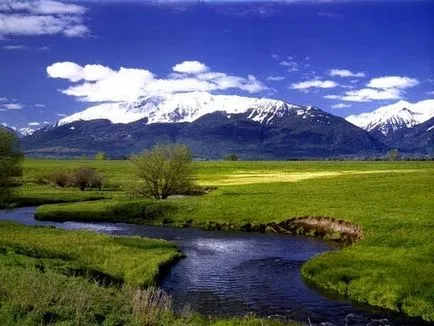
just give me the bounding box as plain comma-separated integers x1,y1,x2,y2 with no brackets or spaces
0,124,35,138
58,92,315,127
346,99,434,137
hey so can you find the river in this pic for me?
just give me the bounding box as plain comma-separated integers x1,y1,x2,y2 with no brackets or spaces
0,207,427,326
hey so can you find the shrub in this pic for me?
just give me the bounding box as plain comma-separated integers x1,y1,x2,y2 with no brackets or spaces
46,169,71,188
70,167,103,191
39,167,103,191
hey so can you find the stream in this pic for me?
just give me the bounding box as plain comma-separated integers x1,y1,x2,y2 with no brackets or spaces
0,207,427,326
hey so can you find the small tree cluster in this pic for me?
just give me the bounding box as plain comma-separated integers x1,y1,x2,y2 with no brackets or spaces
40,167,103,191
224,153,239,161
0,129,23,207
130,144,196,199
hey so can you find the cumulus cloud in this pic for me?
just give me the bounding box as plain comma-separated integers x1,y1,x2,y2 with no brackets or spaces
367,76,419,89
329,69,366,78
291,79,338,90
47,60,267,102
331,103,351,109
47,62,116,82
172,61,209,74
0,0,88,38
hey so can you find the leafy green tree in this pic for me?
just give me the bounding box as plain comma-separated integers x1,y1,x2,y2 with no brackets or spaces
0,129,23,207
131,144,195,199
224,153,239,161
95,152,107,160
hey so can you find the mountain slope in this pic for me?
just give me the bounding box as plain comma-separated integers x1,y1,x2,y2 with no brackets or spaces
24,107,385,159
385,116,434,154
346,100,434,139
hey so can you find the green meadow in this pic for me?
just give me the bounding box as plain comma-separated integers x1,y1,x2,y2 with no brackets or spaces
0,222,292,326
4,159,434,322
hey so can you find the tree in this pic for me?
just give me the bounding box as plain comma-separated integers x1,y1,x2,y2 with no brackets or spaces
130,144,195,199
386,148,400,161
224,153,239,161
0,129,23,207
95,152,107,160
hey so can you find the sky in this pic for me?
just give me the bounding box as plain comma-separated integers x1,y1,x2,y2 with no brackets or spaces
0,0,433,131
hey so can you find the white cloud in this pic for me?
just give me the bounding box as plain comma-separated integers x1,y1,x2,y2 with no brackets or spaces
340,87,402,102
47,61,267,102
331,103,351,109
280,60,298,72
324,75,419,102
35,104,46,108
57,113,67,117
28,122,40,126
427,91,434,95
367,76,419,89
0,97,7,101
329,69,366,78
324,94,341,100
0,1,88,38
47,62,116,82
0,0,85,15
1,103,23,110
2,44,28,50
291,79,338,90
172,61,209,74
267,76,285,82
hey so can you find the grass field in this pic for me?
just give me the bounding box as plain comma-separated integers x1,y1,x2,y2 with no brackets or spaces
10,160,434,321
0,222,292,326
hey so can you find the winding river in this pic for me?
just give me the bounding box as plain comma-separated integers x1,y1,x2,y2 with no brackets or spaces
0,207,427,326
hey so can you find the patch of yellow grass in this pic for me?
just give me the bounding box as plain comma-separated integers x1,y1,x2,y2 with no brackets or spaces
202,169,419,186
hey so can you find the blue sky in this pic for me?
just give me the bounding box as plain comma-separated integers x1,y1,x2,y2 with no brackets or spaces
0,0,433,130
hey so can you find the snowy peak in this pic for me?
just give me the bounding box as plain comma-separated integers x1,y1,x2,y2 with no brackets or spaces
58,92,307,127
346,99,434,136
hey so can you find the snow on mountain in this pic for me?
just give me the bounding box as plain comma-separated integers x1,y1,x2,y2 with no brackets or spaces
58,92,313,127
18,127,37,136
346,99,434,136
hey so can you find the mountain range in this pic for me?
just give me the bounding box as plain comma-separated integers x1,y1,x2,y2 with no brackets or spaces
17,93,434,159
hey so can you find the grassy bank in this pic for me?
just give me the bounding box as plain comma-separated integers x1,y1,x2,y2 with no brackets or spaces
0,222,294,326
18,160,434,321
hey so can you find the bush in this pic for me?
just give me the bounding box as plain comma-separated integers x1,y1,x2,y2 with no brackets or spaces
47,169,71,187
39,167,103,191
70,167,103,191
